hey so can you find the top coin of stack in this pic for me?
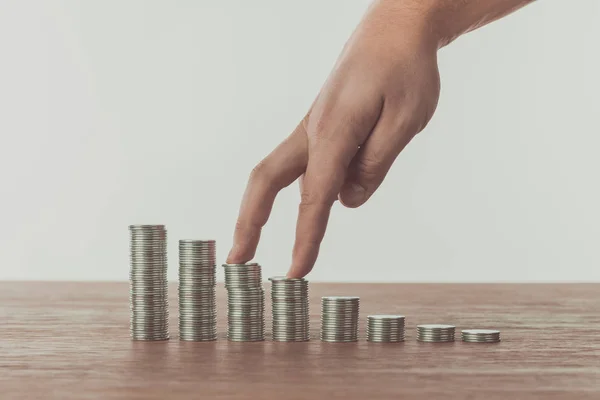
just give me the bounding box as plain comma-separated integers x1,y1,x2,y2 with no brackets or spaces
178,240,217,341
223,263,265,341
461,329,501,343
269,276,310,342
321,296,360,342
129,225,169,341
416,324,455,342
366,315,405,343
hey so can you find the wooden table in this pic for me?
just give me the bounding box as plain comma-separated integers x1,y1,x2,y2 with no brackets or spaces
1,282,599,399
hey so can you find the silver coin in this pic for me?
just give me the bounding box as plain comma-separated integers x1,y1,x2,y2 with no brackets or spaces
224,263,265,342
270,276,310,342
322,296,359,301
417,324,455,330
368,314,405,320
320,295,359,342
462,329,499,335
461,329,501,343
176,239,217,342
129,225,169,342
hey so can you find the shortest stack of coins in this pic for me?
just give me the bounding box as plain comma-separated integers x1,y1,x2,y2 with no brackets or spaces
366,315,405,342
321,296,360,342
178,240,217,341
461,329,501,343
223,263,265,341
269,277,310,342
417,324,456,342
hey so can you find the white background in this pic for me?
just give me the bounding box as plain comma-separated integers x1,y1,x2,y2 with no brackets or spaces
1,0,599,282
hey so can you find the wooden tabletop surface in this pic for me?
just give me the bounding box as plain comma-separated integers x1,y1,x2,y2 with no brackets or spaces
1,282,599,399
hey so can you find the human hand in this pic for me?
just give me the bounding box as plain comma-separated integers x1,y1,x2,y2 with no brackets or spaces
226,1,442,277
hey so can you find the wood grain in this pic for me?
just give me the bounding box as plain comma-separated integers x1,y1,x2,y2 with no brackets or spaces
1,282,599,399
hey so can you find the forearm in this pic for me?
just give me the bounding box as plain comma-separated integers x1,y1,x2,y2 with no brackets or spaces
431,0,537,46
370,0,536,48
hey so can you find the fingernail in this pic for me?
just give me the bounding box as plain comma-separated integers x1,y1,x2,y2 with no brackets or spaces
339,183,366,208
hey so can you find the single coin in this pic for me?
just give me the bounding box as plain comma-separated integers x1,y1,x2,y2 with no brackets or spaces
461,329,499,335
417,324,455,330
368,314,405,320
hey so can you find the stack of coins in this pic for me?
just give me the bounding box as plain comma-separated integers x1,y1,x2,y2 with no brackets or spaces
223,263,265,341
366,315,405,342
320,296,360,342
129,225,169,341
416,324,455,342
178,240,217,341
269,276,310,342
461,329,501,343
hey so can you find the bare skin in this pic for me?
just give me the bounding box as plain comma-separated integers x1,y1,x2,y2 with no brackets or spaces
227,0,536,278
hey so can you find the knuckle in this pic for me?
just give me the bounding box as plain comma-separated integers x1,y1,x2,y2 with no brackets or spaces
234,218,262,235
299,190,332,210
249,160,273,185
311,113,361,145
355,154,383,182
234,219,247,233
308,114,334,143
307,102,367,147
299,190,318,207
298,236,322,250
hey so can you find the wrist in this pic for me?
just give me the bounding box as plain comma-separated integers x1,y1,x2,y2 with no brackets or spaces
371,0,479,48
427,0,537,47
365,0,442,52
371,0,534,49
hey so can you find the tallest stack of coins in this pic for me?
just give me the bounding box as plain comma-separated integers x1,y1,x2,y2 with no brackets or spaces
129,225,169,341
178,240,217,341
223,263,265,341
